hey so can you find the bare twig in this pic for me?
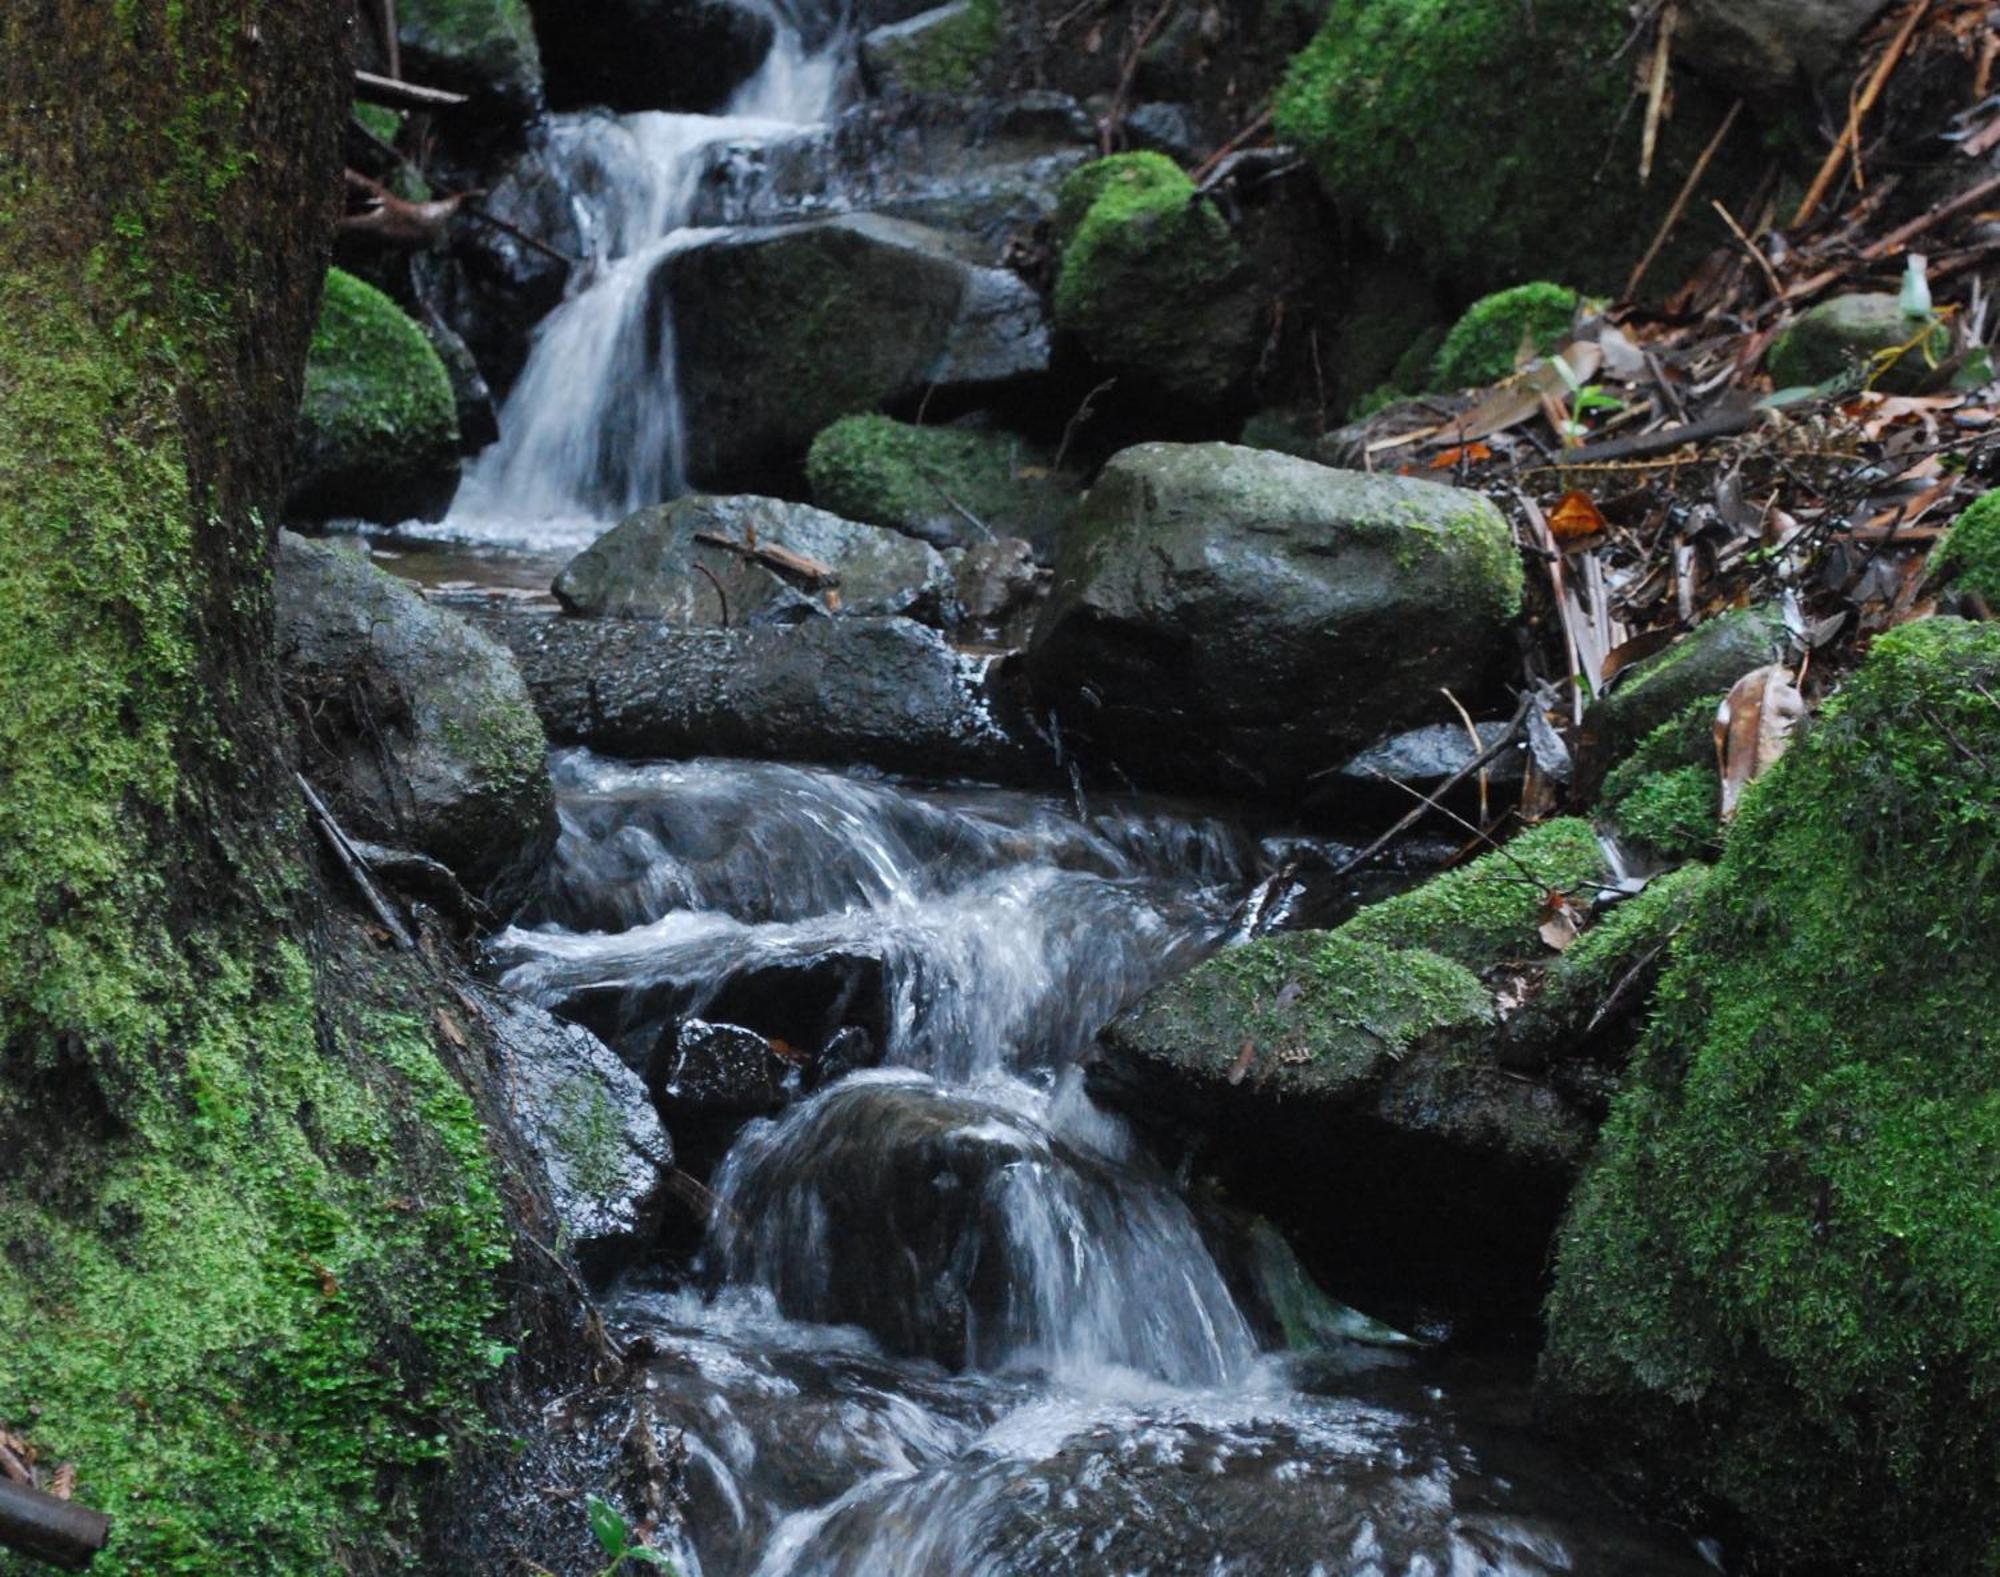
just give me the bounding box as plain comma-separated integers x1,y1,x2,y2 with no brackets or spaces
297,772,416,951
354,68,467,111
692,561,731,627
1627,97,1742,298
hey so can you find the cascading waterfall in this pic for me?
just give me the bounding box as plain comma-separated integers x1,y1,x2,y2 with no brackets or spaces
496,753,1711,1576
444,18,843,547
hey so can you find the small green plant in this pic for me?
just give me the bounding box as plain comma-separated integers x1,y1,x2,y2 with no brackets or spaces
1551,354,1621,442
587,1493,679,1575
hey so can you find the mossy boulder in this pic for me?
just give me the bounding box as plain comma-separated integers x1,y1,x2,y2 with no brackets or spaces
1543,618,2000,1572
276,531,553,896
806,415,1079,552
667,215,1050,490
1600,697,1724,862
1767,292,1950,393
1932,487,2000,605
1430,282,1579,390
1272,0,1759,295
859,0,1002,95
290,269,460,525
1027,442,1524,798
1052,153,1261,410
398,0,543,116
1091,818,1613,1326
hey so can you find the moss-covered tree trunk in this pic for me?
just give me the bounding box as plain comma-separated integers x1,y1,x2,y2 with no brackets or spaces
0,10,524,1574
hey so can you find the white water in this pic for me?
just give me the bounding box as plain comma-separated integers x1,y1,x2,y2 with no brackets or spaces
443,26,843,551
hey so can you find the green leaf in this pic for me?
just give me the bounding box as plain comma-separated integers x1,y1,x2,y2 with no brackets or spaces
587,1495,628,1560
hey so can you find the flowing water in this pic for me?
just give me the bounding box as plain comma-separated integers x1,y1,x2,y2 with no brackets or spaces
495,753,1709,1575
443,11,844,551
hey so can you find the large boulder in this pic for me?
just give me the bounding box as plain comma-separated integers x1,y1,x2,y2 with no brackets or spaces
1027,443,1523,799
276,532,553,894
667,215,1050,490
1679,0,1891,99
483,994,670,1269
481,612,1056,784
1091,818,1615,1330
291,269,460,525
806,415,1080,553
1543,619,2000,1573
553,495,956,626
397,0,543,118
1052,153,1261,411
1271,0,1761,296
860,0,1003,96
529,0,774,114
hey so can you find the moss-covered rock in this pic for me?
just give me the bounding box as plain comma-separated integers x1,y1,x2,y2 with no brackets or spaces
398,0,543,115
1766,292,1950,393
1028,442,1524,797
290,269,460,525
1600,697,1724,861
860,0,1002,95
1932,488,2000,605
1430,282,1579,390
806,415,1078,552
1272,0,1758,295
1052,153,1261,408
1543,618,2000,1573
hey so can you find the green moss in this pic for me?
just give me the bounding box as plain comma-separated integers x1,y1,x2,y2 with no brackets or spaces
1544,618,2000,1572
1589,608,1783,770
352,99,402,146
295,268,458,516
866,0,1001,94
1933,488,2000,604
1272,0,1757,294
546,1071,630,1204
1430,282,1578,390
805,414,1075,545
1600,697,1724,860
397,0,542,103
1053,155,1259,406
1538,863,1712,1018
1341,817,1609,967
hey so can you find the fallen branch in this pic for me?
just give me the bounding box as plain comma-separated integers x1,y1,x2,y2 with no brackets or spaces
1861,171,2000,260
1543,402,1757,466
692,530,839,590
354,68,468,111
297,772,416,951
0,1478,110,1573
339,167,476,249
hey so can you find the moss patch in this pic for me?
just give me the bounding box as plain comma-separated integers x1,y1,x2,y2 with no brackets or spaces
1544,618,2000,1572
1430,282,1578,390
1053,154,1259,406
1933,488,2000,604
1600,697,1724,861
865,0,1001,95
397,0,542,107
806,414,1076,548
1272,0,1757,294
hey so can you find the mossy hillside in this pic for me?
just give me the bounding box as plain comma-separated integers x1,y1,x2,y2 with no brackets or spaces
294,268,459,520
1053,154,1260,407
866,0,1002,95
1272,0,1758,295
1543,618,2000,1572
806,415,1075,546
1933,488,2000,604
1430,282,1579,390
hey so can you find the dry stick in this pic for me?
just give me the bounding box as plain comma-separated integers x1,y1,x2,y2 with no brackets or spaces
354,68,468,111
918,467,995,539
1711,196,1785,299
1100,0,1177,154
1320,693,1534,881
463,204,579,270
1791,0,1928,228
1862,170,2000,259
1190,107,1275,187
296,772,416,951
1627,97,1742,298
692,561,731,627
1638,2,1677,184
1439,686,1490,826
378,0,400,82
0,1478,110,1574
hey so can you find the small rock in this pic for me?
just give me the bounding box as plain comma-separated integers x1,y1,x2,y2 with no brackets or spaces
1766,292,1950,394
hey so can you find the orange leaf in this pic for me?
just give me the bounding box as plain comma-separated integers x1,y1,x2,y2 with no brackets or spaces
1428,442,1493,469
1548,490,1608,542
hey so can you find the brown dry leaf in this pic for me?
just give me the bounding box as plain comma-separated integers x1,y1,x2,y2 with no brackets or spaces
1226,1039,1256,1085
1715,665,1808,818
1600,626,1678,684
1432,344,1602,445
1549,490,1609,543
48,1463,76,1502
1538,892,1585,952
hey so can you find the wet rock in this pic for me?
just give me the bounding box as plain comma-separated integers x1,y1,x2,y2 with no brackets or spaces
1766,291,1950,393
667,215,1050,490
1053,153,1260,412
276,531,554,895
805,414,1080,553
290,268,460,525
1679,0,1889,99
397,0,543,119
1122,101,1205,162
486,994,670,1265
949,537,1044,643
1027,443,1524,800
481,612,1056,784
529,0,775,114
660,1019,804,1116
553,494,955,626
859,0,1002,97
417,308,500,451
1089,819,1611,1331
1317,721,1528,820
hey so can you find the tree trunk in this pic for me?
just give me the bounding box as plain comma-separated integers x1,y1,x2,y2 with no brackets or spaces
0,10,539,1573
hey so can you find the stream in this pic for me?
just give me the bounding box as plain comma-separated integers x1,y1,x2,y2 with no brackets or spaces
390,7,1712,1571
